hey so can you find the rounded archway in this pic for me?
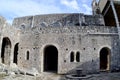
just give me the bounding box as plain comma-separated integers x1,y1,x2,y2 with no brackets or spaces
43,45,58,72
100,47,110,71
13,43,19,64
1,37,12,65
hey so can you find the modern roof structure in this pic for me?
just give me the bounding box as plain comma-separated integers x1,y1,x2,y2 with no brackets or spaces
98,0,120,39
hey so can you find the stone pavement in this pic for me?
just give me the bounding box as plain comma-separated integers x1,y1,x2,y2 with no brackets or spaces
60,72,120,80
87,72,120,80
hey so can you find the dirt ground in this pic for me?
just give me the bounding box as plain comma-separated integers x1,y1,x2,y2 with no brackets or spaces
0,72,120,80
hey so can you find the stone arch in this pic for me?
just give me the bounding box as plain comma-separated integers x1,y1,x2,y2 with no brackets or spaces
13,43,19,64
43,45,58,72
1,37,12,65
100,47,110,71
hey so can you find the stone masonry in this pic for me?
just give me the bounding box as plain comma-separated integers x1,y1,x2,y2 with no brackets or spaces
0,1,120,76
0,13,120,75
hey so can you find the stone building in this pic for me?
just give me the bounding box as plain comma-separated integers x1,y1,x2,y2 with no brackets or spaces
0,0,120,75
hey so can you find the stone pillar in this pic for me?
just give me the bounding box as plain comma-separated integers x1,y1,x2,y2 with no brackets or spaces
10,45,14,66
0,36,3,63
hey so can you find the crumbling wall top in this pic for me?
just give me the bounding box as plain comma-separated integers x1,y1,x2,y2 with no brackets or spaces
0,16,11,31
12,13,105,30
0,16,6,25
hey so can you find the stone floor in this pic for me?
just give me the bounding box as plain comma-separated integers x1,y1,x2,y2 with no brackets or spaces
62,72,120,80
87,72,120,80
0,72,120,80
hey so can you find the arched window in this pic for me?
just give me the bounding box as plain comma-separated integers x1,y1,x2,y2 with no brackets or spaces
13,43,19,64
70,52,74,62
26,51,29,60
76,52,80,62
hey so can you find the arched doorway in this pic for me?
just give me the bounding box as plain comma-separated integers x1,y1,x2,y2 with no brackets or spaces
44,45,58,72
1,37,11,65
100,47,110,71
13,43,19,64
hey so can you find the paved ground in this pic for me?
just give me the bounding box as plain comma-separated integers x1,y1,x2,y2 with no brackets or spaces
85,72,120,80
0,72,120,80
62,72,120,80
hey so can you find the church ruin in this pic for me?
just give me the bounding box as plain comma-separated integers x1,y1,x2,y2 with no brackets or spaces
0,0,120,75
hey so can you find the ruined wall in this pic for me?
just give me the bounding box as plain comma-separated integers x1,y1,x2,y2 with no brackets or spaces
0,13,119,74
11,14,120,74
15,25,119,74
0,16,20,66
12,13,105,28
0,16,6,63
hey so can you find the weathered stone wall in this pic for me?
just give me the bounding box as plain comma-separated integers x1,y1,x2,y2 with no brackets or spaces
17,24,119,74
0,16,20,66
12,14,105,29
0,13,120,75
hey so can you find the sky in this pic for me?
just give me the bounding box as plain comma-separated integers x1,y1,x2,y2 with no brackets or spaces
0,0,93,24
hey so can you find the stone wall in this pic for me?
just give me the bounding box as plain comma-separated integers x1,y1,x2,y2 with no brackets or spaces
0,13,120,75
0,16,20,66
17,24,119,74
12,14,105,29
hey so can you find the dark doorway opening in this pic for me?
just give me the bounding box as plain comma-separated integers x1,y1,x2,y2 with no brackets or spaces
1,37,11,65
44,45,58,73
13,43,19,64
100,47,110,70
